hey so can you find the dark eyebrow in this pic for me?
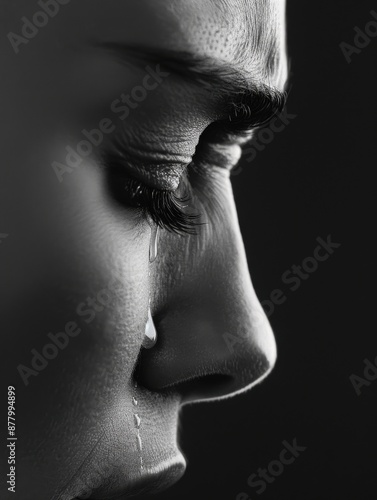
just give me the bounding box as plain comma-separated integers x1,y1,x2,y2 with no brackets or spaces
99,44,288,133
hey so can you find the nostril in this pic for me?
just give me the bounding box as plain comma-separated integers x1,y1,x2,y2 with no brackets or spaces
134,299,276,403
173,374,234,404
134,362,234,403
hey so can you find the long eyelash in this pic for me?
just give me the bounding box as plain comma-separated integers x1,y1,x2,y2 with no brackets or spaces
124,175,201,235
104,155,201,235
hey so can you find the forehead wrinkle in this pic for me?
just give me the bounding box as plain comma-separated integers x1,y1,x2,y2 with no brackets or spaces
167,0,287,89
235,0,287,85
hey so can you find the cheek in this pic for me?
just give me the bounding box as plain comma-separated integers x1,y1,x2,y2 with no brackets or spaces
5,161,153,490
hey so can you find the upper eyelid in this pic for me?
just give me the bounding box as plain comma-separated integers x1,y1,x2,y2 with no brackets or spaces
123,142,192,166
104,155,201,235
102,135,189,191
102,119,246,188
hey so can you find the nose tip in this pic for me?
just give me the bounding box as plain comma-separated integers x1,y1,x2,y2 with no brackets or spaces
135,302,277,404
219,313,277,401
184,309,277,403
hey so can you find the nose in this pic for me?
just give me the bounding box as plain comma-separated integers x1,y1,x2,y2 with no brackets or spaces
136,182,277,403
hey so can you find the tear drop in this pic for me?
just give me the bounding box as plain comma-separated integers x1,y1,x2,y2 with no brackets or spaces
149,225,159,263
136,433,143,452
142,308,157,349
134,414,141,429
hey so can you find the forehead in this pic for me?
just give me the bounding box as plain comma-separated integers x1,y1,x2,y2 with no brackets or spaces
167,0,288,88
8,0,286,90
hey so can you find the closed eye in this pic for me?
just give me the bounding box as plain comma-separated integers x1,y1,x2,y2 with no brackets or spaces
101,116,250,235
103,150,202,235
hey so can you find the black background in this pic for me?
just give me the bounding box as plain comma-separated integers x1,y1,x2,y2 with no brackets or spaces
153,1,376,499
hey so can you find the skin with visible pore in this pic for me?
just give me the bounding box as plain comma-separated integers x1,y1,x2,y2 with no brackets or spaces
0,1,287,499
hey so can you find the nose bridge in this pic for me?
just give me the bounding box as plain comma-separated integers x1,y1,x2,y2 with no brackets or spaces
199,185,277,374
138,196,277,402
190,212,277,394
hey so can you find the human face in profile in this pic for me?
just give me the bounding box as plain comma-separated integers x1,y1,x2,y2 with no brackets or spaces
0,1,287,498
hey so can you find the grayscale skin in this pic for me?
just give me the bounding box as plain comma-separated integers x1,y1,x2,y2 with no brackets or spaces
0,1,287,499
